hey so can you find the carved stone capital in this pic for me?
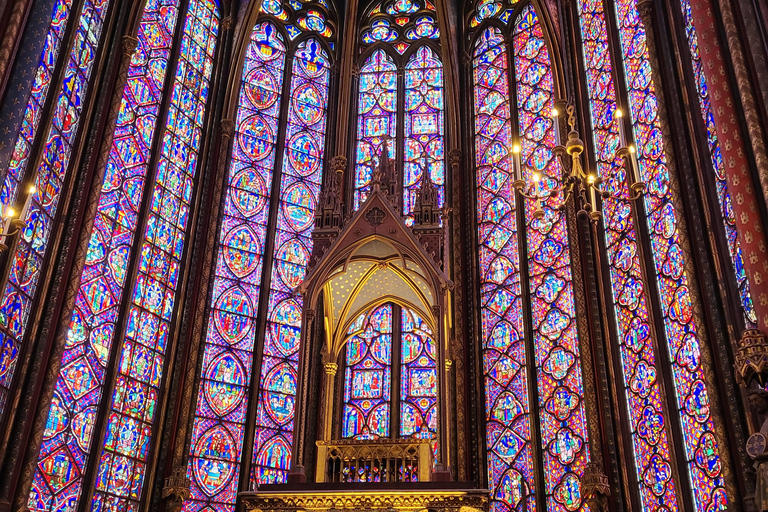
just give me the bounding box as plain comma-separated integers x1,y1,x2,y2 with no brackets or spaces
304,309,316,322
220,118,235,138
736,329,768,386
221,15,233,30
162,467,191,512
448,148,462,167
330,155,348,171
121,35,139,56
325,362,338,376
635,0,654,20
580,462,610,512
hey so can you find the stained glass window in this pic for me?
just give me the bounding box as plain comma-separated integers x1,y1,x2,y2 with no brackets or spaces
614,1,727,509
574,0,728,509
250,36,330,485
186,2,334,510
354,0,444,219
0,0,113,417
28,0,219,510
677,0,756,328
186,23,285,512
471,4,589,511
354,49,398,209
403,46,444,224
472,25,535,512
399,307,437,442
342,305,393,439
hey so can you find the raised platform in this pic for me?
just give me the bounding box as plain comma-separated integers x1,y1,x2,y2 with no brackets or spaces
239,482,489,512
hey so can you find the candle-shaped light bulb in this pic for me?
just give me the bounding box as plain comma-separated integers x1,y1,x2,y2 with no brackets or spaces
19,183,35,222
629,144,640,184
587,174,597,210
512,143,521,182
1,207,15,244
533,172,542,211
552,107,561,146
616,108,627,148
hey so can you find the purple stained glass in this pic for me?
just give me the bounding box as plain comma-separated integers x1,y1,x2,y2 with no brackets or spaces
576,0,681,510
513,8,588,511
399,308,437,445
342,305,393,440
0,0,112,418
250,37,330,485
29,0,218,509
91,0,218,509
403,46,445,224
677,0,756,328
614,0,727,509
354,49,398,208
27,0,183,509
185,23,286,512
472,25,535,512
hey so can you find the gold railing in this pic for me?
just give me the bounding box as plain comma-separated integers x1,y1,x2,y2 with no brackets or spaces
315,439,432,483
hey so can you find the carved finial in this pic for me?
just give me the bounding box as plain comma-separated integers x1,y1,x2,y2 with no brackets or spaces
736,329,768,385
162,467,191,512
581,462,610,512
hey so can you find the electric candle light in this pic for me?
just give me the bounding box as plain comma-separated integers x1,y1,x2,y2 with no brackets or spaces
587,174,597,209
628,145,640,184
512,143,521,182
552,107,560,145
19,184,36,223
616,108,627,148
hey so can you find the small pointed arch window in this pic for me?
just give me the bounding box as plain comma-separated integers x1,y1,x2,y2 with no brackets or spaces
185,1,337,510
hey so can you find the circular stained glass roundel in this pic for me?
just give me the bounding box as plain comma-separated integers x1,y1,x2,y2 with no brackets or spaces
287,132,321,176
292,83,324,125
276,238,310,289
238,115,274,161
281,182,316,231
269,298,302,356
230,168,267,217
244,69,279,109
222,225,261,278
192,425,237,497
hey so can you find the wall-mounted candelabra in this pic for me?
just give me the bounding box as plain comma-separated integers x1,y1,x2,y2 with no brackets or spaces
0,182,35,252
510,104,646,222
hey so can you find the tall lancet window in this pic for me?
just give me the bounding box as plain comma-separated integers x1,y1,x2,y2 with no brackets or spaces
184,2,335,511
470,3,589,511
676,0,756,328
353,0,444,224
0,0,116,417
29,0,220,510
572,0,726,510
